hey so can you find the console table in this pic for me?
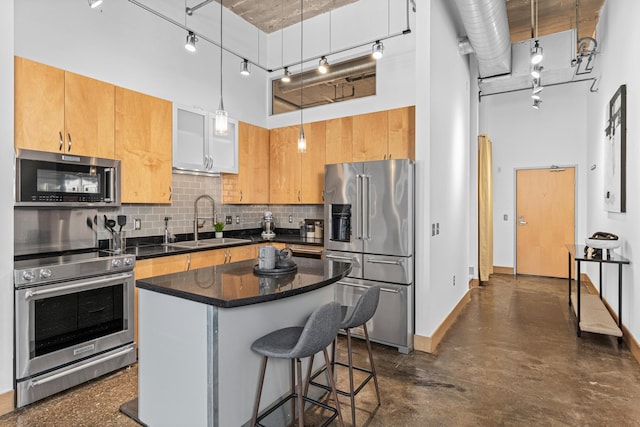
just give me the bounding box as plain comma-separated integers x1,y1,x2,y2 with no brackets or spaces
566,244,629,343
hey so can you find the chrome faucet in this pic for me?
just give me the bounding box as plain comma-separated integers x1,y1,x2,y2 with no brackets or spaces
194,194,215,242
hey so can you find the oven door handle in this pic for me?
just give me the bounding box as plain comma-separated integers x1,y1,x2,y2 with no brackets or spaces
28,346,135,388
24,272,133,300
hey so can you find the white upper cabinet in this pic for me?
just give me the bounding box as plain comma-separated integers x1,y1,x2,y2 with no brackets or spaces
173,104,238,174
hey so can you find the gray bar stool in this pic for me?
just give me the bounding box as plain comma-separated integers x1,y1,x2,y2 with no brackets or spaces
306,285,381,426
250,301,344,427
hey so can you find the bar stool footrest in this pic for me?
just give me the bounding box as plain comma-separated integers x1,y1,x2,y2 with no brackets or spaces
255,392,338,427
308,361,375,398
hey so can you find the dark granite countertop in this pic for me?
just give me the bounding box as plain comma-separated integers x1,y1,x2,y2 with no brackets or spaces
119,228,323,260
136,257,351,308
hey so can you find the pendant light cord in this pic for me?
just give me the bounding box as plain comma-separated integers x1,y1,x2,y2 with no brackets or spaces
220,0,223,109
300,0,303,122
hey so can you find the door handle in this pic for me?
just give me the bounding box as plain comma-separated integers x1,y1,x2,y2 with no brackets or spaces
518,215,527,226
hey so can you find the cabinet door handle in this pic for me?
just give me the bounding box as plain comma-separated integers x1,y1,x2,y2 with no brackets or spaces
298,190,301,202
226,250,232,263
59,132,64,151
383,154,387,160
169,186,172,201
239,191,243,202
67,133,72,151
186,254,191,271
223,250,228,264
321,190,324,202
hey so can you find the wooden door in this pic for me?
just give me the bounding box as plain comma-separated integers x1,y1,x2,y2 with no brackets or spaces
352,111,388,161
388,106,415,160
65,71,115,158
300,121,326,203
14,57,65,152
325,116,353,164
516,167,575,278
115,87,172,203
269,125,301,203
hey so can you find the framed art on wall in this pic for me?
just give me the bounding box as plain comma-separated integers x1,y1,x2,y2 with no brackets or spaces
604,84,626,213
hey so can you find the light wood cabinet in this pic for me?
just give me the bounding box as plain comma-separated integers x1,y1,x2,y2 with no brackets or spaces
269,122,326,204
222,122,270,204
352,107,415,161
115,87,172,204
325,116,353,165
15,57,115,157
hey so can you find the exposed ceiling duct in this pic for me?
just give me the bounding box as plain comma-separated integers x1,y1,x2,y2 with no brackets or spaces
453,0,512,78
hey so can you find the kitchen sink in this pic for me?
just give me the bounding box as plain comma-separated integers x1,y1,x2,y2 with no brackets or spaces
164,238,252,249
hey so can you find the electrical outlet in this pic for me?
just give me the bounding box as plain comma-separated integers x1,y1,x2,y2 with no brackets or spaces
503,214,508,221
225,216,232,225
236,215,240,224
288,215,293,223
436,223,440,235
453,275,456,286
431,224,435,236
134,218,141,230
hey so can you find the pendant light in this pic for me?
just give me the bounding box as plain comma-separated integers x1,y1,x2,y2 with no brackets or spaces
297,0,306,153
215,0,228,136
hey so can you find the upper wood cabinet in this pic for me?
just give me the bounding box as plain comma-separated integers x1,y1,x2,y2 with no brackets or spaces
351,107,415,161
14,57,115,158
115,87,173,204
222,122,270,204
325,116,353,165
270,122,325,204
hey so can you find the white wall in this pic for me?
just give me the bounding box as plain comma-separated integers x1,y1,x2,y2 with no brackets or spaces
417,0,471,337
480,82,589,269
585,0,640,343
15,0,268,127
0,0,14,397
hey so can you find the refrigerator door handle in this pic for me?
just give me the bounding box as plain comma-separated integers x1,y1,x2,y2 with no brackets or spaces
337,281,400,294
364,174,371,240
356,174,363,240
325,254,360,266
366,257,404,265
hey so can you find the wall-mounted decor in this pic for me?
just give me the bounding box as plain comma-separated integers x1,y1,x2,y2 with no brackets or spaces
604,84,626,213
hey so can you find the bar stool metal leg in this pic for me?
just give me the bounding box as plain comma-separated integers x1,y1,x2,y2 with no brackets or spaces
363,324,381,405
323,347,344,426
251,356,268,427
346,330,356,426
291,359,296,426
296,358,304,427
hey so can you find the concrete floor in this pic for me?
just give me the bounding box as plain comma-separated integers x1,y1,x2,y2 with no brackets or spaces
2,274,640,426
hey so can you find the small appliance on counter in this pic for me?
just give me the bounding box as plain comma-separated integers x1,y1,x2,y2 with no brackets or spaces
261,211,276,239
302,219,323,240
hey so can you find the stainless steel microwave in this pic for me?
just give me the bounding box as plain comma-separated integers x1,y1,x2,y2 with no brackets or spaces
15,149,120,207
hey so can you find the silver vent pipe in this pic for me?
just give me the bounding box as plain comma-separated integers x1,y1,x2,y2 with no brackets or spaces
453,0,512,78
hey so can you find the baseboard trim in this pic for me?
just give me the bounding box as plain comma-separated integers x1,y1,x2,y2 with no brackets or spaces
414,291,471,354
582,274,640,364
493,266,514,275
469,278,480,289
0,389,14,416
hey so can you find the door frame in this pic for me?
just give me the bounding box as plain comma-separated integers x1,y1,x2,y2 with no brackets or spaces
513,164,579,277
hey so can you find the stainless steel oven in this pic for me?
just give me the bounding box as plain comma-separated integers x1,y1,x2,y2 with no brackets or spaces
14,209,136,408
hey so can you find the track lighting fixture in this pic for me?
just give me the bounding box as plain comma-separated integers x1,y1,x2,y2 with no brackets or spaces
530,64,542,79
318,56,329,74
532,84,544,94
88,0,103,8
372,40,384,59
184,31,197,53
281,67,291,83
531,40,543,65
531,93,541,100
240,59,250,76
532,98,542,109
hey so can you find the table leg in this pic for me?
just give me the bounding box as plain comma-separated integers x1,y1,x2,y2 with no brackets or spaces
577,260,581,337
567,252,572,306
599,262,603,299
618,263,623,344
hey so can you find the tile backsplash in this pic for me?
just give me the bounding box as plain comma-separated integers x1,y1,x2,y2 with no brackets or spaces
99,173,323,241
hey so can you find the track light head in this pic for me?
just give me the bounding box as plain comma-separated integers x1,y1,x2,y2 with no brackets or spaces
532,84,544,94
318,57,329,74
240,59,250,76
531,64,543,79
532,98,542,109
531,40,543,65
372,40,384,59
185,31,197,53
88,0,103,8
281,67,291,83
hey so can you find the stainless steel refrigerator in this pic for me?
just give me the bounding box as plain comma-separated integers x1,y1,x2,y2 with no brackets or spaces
324,159,414,353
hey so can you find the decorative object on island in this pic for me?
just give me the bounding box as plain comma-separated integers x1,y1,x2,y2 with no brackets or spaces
604,84,626,213
261,211,275,239
214,221,225,238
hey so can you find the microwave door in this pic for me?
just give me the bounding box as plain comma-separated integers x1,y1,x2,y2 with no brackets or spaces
324,162,363,253
363,159,414,257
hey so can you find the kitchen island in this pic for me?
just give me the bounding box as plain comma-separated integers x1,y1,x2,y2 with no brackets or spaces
130,257,351,427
